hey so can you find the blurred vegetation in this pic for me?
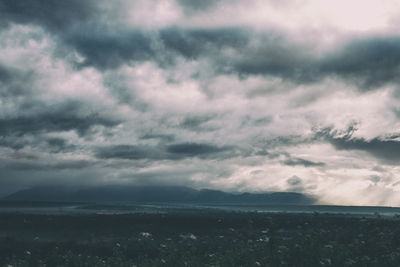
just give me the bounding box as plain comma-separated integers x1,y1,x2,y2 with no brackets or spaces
0,211,400,266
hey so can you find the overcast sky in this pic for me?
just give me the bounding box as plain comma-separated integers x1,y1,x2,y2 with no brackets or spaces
1,0,400,205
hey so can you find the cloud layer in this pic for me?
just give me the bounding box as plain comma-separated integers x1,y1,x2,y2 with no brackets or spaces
1,0,400,205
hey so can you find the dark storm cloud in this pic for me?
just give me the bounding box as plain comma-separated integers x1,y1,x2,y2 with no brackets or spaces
316,126,400,163
148,28,400,89
161,32,400,90
228,35,400,89
67,30,154,70
0,0,97,31
0,101,120,137
68,27,249,70
0,0,155,70
330,137,400,162
159,27,249,59
2,0,399,90
65,25,400,90
319,37,400,89
95,142,235,161
231,34,318,82
282,157,325,167
65,29,400,89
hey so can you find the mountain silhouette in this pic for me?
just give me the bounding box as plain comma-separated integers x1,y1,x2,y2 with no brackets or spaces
4,185,316,205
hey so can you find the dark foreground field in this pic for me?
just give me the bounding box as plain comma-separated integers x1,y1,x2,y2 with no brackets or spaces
1,211,400,266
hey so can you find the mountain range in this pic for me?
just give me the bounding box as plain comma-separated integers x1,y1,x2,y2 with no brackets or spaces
3,185,316,205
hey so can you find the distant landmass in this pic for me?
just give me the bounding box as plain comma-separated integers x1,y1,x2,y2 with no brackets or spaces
3,185,316,205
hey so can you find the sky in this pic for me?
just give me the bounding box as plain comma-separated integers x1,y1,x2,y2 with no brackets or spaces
1,0,400,206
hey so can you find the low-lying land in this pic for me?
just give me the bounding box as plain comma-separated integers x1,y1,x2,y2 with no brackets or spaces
0,210,399,266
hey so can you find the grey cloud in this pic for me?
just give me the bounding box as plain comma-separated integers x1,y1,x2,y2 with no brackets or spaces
3,0,399,91
95,145,162,160
0,64,12,82
166,143,230,157
0,136,75,153
102,73,150,111
241,115,273,128
95,142,235,161
253,146,325,167
319,37,400,89
162,29,400,90
287,175,302,186
67,30,153,70
5,3,392,93
330,137,400,162
0,65,35,98
68,27,249,70
370,175,381,183
0,0,151,71
0,0,154,71
282,157,325,167
45,138,75,153
156,32,400,90
0,101,120,137
0,0,97,31
372,165,386,172
253,117,273,126
166,32,400,90
231,35,317,82
317,126,400,163
0,136,29,150
255,149,270,156
286,175,305,193
180,115,216,131
51,160,94,170
0,112,117,137
160,27,249,59
2,0,400,204
262,135,310,149
177,0,223,13
140,134,175,142
116,167,217,189
393,108,400,119
229,35,400,89
46,138,67,149
0,162,112,197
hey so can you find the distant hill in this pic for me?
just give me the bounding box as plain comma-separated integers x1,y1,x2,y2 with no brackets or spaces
3,185,316,205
